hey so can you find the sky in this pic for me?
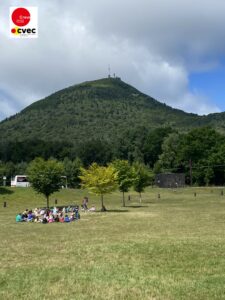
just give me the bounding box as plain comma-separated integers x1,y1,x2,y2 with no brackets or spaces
0,0,225,120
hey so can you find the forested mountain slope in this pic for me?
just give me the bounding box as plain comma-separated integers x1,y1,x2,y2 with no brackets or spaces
2,77,222,144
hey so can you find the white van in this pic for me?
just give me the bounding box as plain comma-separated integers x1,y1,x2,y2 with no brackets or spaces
11,175,30,187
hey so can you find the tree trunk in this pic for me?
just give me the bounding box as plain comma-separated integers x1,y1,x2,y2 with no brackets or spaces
46,195,49,208
122,191,125,207
101,194,103,208
139,192,142,203
100,194,106,211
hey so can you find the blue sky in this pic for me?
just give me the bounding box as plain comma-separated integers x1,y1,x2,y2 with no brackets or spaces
189,65,225,112
192,65,225,111
0,0,225,120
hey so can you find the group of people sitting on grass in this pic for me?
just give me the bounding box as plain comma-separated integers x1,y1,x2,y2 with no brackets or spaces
16,205,81,223
16,196,97,223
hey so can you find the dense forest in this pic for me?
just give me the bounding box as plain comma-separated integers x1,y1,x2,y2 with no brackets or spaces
0,78,225,186
0,126,225,186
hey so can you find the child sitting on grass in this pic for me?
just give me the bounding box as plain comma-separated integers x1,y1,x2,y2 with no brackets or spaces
16,213,22,222
64,215,70,222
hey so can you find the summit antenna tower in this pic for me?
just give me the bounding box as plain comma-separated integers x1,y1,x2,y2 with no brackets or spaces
108,64,111,78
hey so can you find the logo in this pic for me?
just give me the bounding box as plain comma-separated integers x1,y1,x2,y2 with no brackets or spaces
10,7,38,38
12,8,30,26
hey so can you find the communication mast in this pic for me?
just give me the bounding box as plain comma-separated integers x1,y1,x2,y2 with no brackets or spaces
108,64,111,78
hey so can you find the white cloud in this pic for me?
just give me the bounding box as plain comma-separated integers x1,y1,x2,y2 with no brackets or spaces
131,56,221,115
0,98,18,119
179,92,220,115
0,0,225,119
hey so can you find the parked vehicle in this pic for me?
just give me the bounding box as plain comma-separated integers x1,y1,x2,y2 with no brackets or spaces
11,175,30,187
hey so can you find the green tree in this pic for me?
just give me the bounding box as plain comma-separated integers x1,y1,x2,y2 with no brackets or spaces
27,158,64,208
155,127,225,186
155,133,181,172
207,144,225,185
79,163,118,211
110,160,135,207
143,127,173,167
76,139,113,167
1,162,16,185
204,167,214,186
63,157,83,188
133,162,153,202
15,161,28,175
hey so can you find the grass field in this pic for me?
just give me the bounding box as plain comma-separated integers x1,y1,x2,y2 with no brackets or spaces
0,186,225,300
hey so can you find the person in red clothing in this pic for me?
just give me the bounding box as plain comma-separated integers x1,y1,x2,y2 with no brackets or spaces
59,213,64,223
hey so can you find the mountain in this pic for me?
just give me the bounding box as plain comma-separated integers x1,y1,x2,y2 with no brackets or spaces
0,77,225,145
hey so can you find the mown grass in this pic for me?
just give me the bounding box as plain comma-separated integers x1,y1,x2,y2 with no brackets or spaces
0,187,225,299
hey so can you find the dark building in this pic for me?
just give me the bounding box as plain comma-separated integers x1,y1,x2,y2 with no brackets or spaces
155,173,185,188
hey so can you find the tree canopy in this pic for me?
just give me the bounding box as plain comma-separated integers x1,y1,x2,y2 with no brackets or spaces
27,158,64,208
79,163,118,211
155,127,225,185
110,160,136,207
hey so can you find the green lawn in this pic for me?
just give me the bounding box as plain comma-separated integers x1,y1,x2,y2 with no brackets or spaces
0,187,225,300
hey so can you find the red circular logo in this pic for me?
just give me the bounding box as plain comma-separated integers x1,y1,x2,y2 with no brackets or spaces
12,8,30,27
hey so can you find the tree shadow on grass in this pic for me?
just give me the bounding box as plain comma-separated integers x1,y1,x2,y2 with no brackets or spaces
126,205,148,208
104,209,129,213
0,187,14,195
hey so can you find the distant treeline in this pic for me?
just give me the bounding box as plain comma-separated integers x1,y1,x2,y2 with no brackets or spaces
0,126,225,186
